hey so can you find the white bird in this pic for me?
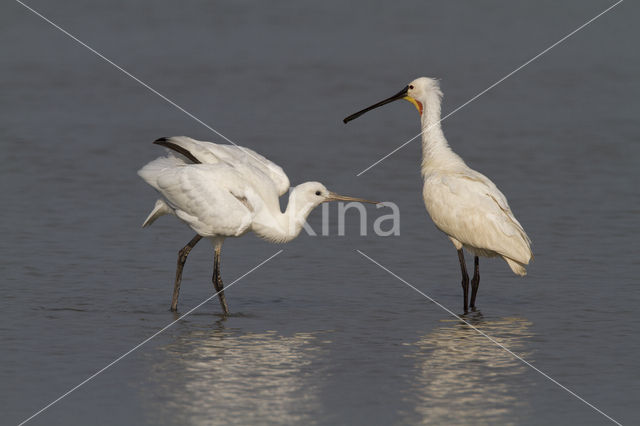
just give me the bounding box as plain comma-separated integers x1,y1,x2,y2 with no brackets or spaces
139,136,376,314
344,77,532,312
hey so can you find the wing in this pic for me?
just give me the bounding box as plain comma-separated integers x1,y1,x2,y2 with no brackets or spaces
154,136,290,196
141,161,263,237
424,170,532,264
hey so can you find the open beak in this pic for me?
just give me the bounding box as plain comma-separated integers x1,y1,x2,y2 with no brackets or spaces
325,191,378,204
343,85,409,123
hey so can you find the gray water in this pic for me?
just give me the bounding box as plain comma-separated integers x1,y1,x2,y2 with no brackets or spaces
2,0,639,425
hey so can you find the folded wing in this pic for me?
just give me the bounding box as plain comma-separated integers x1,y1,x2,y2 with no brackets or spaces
424,170,532,266
139,159,260,237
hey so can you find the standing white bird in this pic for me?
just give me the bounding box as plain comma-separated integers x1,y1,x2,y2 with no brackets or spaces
139,136,377,314
344,77,532,312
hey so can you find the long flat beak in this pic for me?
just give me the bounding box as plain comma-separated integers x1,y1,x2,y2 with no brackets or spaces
326,191,378,204
343,85,409,123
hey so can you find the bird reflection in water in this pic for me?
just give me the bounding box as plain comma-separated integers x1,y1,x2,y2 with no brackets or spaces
140,324,327,425
402,314,535,425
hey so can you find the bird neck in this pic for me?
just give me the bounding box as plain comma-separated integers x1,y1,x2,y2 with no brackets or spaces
419,92,466,175
252,191,316,243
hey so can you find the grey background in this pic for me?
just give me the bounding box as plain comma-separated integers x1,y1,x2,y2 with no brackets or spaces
1,0,638,425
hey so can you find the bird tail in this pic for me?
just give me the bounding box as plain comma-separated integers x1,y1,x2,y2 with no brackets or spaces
138,155,185,190
505,257,528,276
142,199,173,228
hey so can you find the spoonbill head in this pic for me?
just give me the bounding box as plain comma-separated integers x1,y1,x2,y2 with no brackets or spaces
288,181,377,210
343,77,441,123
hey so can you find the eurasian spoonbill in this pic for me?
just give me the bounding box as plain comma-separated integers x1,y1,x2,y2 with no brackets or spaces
344,77,532,312
139,136,377,314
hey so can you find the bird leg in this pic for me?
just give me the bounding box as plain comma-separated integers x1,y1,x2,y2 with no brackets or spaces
457,249,469,312
212,244,230,315
171,234,203,311
469,256,480,308
470,256,480,309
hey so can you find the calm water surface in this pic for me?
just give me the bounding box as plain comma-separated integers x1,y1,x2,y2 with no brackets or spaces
2,1,639,425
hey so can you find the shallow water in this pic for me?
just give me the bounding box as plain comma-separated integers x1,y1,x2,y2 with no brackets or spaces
2,0,639,425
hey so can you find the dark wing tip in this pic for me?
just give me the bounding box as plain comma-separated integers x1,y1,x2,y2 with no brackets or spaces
154,137,169,144
152,137,201,164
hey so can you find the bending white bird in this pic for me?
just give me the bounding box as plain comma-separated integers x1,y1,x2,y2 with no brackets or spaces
344,77,532,312
139,136,377,314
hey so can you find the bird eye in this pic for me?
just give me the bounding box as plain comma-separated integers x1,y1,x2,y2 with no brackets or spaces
315,191,321,196
409,85,414,89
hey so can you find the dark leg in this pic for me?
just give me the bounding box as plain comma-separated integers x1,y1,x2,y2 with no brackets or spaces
171,234,203,311
212,244,230,315
470,256,480,308
457,249,469,312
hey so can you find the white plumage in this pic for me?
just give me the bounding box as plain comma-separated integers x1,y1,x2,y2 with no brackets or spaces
423,169,531,276
344,77,532,311
139,136,376,314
